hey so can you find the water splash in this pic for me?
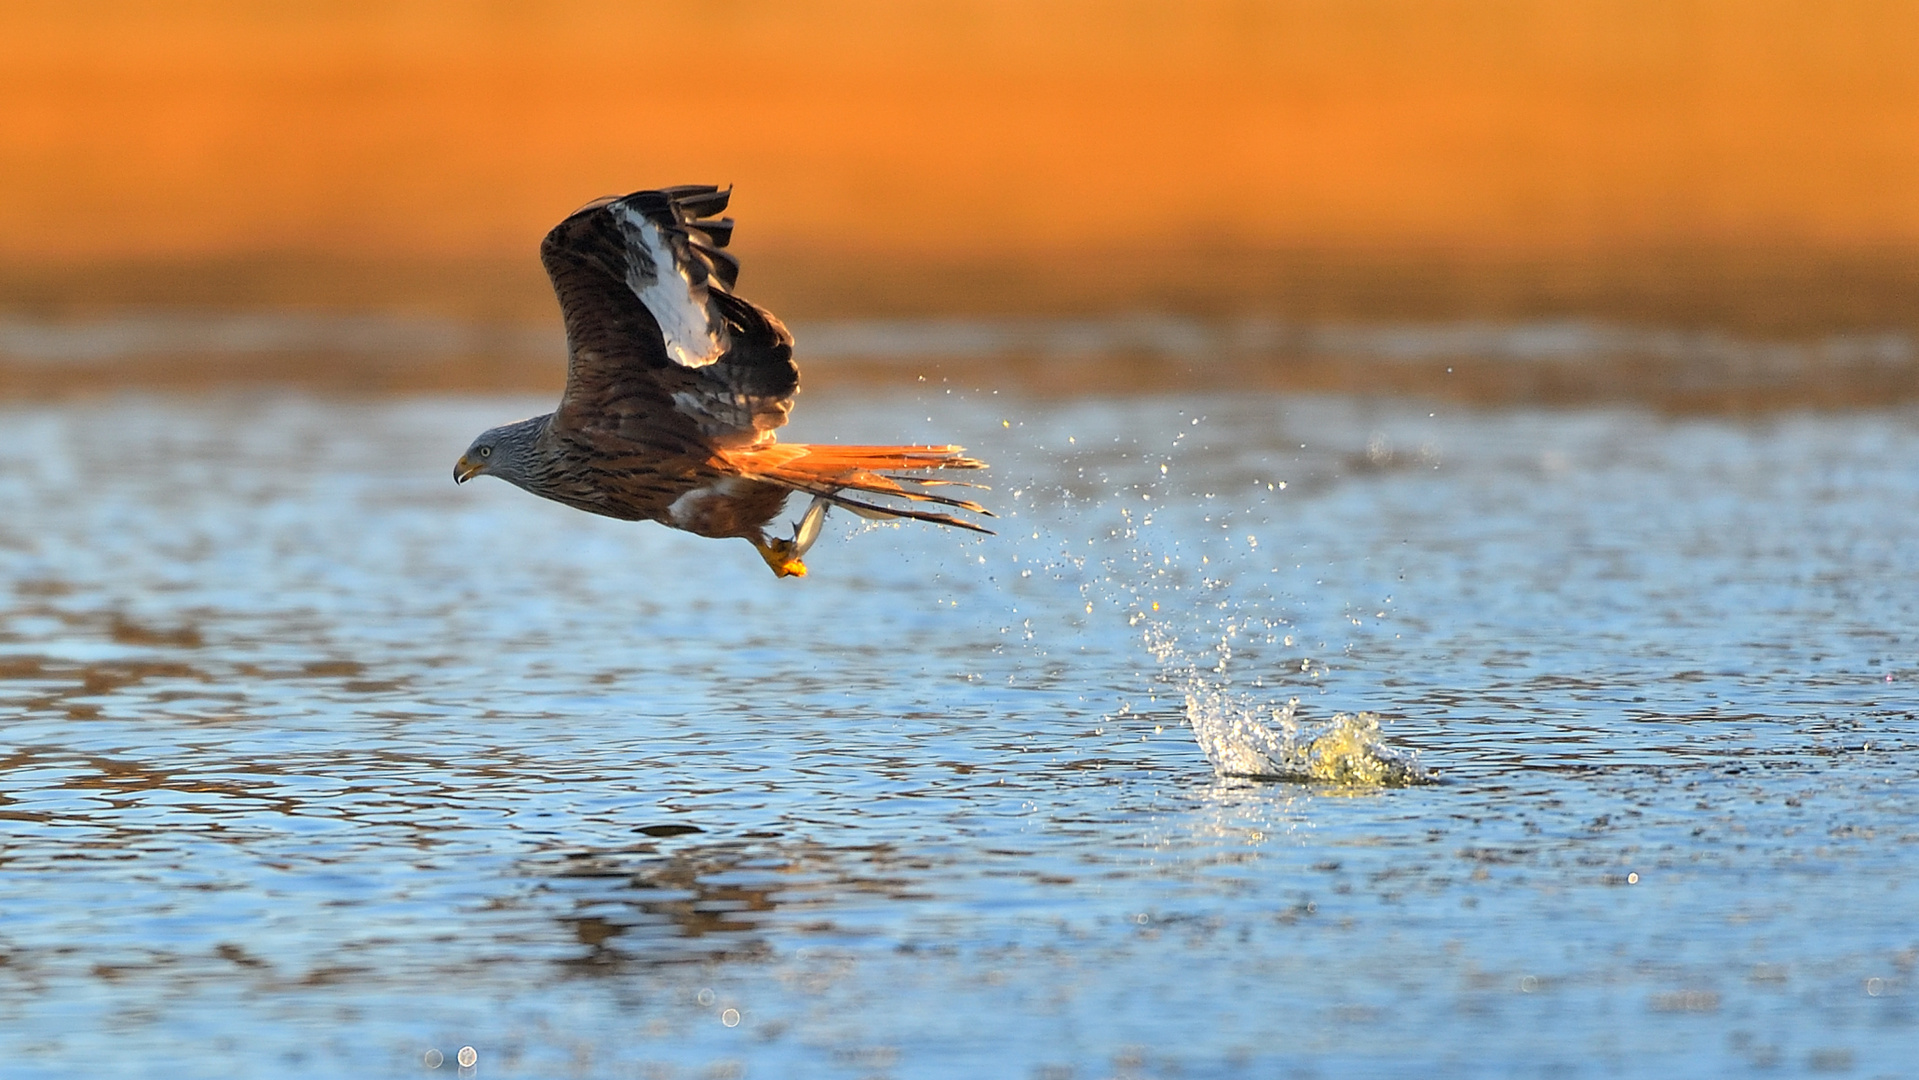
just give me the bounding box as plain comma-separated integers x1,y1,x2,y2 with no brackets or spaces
1185,687,1433,786
1077,419,1435,787
986,401,1435,787
1140,619,1434,786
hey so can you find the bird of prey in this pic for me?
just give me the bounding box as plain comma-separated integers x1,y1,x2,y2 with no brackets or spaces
454,185,990,578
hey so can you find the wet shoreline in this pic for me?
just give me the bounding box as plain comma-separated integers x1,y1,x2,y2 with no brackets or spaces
3,311,1914,412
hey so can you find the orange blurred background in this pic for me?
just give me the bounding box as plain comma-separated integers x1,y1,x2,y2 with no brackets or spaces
3,0,1916,332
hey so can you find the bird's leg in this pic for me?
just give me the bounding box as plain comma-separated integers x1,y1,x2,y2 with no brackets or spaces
751,535,807,578
751,496,831,579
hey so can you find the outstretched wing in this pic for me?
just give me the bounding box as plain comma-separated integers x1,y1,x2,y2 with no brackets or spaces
540,185,799,450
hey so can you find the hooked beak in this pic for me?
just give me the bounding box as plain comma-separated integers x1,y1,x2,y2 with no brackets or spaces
454,454,485,484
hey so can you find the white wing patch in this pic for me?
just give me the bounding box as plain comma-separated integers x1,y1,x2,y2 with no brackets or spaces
611,203,726,369
667,476,761,528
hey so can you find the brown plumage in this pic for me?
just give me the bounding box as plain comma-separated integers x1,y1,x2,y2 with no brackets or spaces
454,185,990,577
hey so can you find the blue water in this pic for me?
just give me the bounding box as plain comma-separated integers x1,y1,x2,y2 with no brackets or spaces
1,391,1916,1077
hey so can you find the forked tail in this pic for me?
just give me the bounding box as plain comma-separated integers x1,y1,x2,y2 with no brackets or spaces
719,444,994,533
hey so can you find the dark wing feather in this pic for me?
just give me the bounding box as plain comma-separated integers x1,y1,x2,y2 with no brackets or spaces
691,242,741,289
541,186,798,450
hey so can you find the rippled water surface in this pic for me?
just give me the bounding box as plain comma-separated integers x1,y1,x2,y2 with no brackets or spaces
2,390,1917,1078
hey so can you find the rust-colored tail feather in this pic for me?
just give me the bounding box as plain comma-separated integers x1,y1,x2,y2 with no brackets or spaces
721,444,994,534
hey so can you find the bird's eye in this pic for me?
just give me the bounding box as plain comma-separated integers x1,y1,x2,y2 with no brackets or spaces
479,446,492,457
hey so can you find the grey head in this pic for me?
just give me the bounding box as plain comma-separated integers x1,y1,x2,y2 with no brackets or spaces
453,414,551,490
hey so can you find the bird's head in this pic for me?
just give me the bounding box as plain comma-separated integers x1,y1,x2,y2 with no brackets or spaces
455,416,546,486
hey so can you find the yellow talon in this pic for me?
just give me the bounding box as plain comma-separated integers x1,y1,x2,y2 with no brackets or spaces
753,498,830,579
752,536,808,579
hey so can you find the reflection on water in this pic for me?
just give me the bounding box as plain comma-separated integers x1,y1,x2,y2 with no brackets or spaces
2,391,1917,1076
